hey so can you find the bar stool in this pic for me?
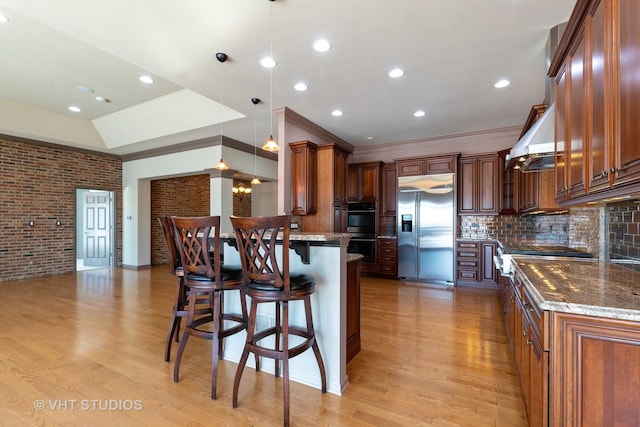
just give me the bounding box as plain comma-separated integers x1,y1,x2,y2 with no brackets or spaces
171,215,248,399
230,215,327,426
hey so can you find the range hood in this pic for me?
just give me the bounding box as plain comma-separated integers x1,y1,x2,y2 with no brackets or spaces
509,103,555,172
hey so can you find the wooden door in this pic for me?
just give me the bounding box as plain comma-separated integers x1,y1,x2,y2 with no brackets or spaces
381,163,397,215
568,32,587,197
478,156,499,214
555,66,569,200
458,158,476,214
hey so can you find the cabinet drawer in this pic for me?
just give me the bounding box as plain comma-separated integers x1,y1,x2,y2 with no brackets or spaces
457,269,479,281
457,259,478,268
378,263,397,275
378,246,397,255
379,254,397,263
378,238,397,247
457,251,478,258
457,241,479,249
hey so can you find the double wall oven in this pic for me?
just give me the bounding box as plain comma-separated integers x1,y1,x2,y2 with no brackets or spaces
346,201,376,263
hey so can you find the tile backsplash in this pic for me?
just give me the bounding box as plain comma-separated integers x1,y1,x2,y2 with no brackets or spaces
608,199,640,261
459,207,601,256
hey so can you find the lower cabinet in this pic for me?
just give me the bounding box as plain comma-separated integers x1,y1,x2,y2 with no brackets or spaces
550,312,640,427
346,256,361,363
501,270,640,427
455,239,497,288
376,237,397,277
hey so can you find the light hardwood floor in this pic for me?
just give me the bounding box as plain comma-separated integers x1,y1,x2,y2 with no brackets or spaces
0,266,527,426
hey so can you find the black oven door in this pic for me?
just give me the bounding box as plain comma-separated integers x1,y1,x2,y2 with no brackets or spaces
347,237,376,263
346,211,375,235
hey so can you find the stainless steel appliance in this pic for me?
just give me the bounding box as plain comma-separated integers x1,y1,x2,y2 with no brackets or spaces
397,174,455,284
347,201,376,263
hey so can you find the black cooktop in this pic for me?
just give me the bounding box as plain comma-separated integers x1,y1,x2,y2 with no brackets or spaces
503,244,592,258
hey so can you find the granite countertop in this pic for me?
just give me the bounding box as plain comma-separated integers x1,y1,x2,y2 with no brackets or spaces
221,231,351,244
512,257,640,321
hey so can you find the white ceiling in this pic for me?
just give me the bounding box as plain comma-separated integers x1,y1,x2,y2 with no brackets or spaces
0,0,576,156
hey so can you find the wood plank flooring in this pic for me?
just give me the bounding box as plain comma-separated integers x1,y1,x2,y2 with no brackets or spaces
0,267,527,426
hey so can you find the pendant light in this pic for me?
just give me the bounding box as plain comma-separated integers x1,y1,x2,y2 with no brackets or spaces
262,0,280,152
250,98,262,185
214,52,229,170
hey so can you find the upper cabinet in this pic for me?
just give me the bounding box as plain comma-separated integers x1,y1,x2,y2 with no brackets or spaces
381,162,397,216
396,153,458,177
347,161,383,201
302,143,352,233
458,154,499,215
550,0,640,203
289,140,317,215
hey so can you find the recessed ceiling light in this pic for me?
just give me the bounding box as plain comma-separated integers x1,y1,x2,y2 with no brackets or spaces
95,96,110,103
139,75,154,84
260,56,277,68
366,136,374,140
312,39,331,52
76,86,94,94
331,110,343,117
414,110,426,117
294,82,308,91
388,68,404,78
494,79,510,88
0,13,9,23
68,106,81,113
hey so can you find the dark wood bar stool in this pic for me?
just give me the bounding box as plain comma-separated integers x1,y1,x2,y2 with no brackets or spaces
230,215,327,426
171,215,249,399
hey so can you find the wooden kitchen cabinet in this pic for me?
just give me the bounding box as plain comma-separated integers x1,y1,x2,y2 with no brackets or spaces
376,237,397,277
550,312,640,427
303,143,352,232
289,140,317,215
498,148,519,215
381,162,397,216
455,240,497,288
550,0,640,203
347,161,383,201
395,153,459,177
519,171,559,213
458,154,499,215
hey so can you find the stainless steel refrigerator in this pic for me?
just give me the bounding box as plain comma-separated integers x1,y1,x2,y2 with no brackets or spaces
397,173,455,284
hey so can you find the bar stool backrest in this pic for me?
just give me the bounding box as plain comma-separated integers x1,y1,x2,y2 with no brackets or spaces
231,215,290,292
158,216,181,276
171,216,222,284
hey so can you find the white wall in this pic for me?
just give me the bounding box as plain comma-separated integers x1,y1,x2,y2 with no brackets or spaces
122,145,277,267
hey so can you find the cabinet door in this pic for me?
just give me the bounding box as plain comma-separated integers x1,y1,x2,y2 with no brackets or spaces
334,149,348,203
478,156,499,214
381,163,397,215
551,312,640,427
333,203,347,233
396,159,424,177
612,0,640,186
588,2,612,192
346,166,358,200
480,242,497,284
528,333,548,427
458,158,476,214
346,259,361,363
361,163,381,200
568,32,587,197
289,141,317,215
555,66,569,201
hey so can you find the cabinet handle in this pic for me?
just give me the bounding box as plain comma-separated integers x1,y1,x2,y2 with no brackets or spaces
523,330,527,336
526,339,533,345
600,170,609,178
610,167,617,173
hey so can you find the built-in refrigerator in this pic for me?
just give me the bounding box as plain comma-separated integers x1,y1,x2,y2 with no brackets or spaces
397,173,455,284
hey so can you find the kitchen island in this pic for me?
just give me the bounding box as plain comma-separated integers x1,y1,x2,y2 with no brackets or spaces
219,232,352,396
505,257,640,427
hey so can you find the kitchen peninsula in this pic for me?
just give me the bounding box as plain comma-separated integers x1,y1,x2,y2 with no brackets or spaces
219,231,353,396
503,257,640,426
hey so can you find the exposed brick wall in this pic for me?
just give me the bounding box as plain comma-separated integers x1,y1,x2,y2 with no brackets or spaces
150,174,211,265
0,137,122,281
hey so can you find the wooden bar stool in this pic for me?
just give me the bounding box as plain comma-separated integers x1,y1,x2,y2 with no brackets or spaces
230,215,327,426
171,215,248,399
158,216,213,363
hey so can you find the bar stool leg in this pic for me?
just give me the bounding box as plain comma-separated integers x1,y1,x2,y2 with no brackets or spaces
305,296,327,392
210,290,221,399
282,300,290,427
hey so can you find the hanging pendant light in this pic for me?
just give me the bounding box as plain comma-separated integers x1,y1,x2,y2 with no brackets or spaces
262,0,280,152
214,52,230,170
250,98,262,184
